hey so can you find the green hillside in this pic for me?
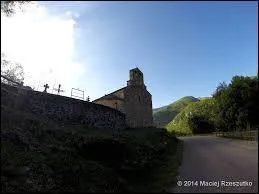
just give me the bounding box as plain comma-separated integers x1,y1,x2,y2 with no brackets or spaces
153,96,199,128
153,106,168,115
166,98,216,135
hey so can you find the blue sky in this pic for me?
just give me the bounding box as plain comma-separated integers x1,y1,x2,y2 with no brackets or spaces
2,1,257,108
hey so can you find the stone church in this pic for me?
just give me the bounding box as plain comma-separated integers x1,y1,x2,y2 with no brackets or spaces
93,68,153,128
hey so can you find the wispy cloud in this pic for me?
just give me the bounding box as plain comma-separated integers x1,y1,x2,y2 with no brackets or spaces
1,2,87,96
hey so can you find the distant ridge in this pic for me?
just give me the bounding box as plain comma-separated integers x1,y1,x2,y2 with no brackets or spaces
153,96,199,127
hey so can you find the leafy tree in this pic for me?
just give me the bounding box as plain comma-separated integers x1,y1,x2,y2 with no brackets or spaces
213,75,258,131
213,81,228,98
1,53,24,85
1,1,29,84
1,1,30,16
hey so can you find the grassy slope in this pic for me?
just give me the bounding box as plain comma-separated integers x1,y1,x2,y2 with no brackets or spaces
166,103,195,135
1,105,182,193
153,96,199,128
166,98,215,135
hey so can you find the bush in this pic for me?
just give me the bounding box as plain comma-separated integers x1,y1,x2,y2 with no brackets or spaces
188,115,215,134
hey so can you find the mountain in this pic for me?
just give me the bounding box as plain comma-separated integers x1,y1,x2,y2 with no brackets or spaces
153,106,168,115
153,96,199,128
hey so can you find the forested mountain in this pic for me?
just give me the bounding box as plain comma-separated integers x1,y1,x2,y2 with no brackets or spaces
153,96,199,127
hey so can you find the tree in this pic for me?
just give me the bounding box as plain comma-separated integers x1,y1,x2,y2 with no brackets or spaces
1,1,30,84
213,75,258,131
1,1,30,16
1,53,24,85
212,81,228,98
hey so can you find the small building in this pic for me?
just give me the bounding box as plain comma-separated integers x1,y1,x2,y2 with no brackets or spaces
93,68,153,128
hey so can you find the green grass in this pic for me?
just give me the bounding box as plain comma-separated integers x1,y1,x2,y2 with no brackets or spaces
160,139,184,192
169,140,184,192
1,105,182,193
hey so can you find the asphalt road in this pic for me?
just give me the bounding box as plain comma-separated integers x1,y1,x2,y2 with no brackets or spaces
173,136,258,193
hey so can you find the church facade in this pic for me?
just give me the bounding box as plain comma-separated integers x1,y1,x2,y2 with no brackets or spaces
93,68,153,128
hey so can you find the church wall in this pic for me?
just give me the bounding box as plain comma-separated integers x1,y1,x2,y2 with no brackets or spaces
124,85,153,128
94,98,125,114
113,89,124,99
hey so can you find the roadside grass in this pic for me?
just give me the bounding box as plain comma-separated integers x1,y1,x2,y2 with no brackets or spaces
168,140,184,192
156,139,184,192
1,105,183,193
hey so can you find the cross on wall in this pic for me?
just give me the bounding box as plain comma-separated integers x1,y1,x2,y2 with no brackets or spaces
53,84,65,95
43,84,49,92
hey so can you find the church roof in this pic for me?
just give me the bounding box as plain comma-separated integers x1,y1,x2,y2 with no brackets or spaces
100,95,124,101
92,87,126,102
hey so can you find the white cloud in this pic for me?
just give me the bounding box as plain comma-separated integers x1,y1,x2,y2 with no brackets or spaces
1,2,86,96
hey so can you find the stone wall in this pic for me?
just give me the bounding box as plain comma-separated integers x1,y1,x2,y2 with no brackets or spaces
1,83,126,130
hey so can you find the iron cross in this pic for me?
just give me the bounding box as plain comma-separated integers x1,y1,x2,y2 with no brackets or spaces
43,84,49,92
53,84,65,95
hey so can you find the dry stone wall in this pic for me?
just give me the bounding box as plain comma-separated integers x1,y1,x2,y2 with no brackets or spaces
1,84,126,130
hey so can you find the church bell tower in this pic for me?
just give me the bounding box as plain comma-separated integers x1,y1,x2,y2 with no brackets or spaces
127,67,144,86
